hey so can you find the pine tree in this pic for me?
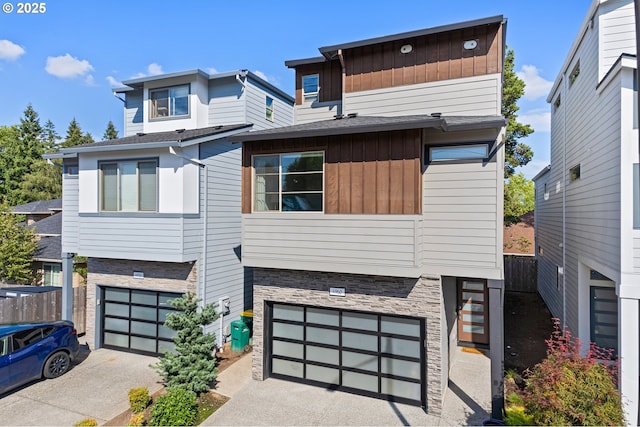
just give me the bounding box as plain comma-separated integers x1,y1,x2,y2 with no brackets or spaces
503,49,534,178
20,159,62,202
41,119,61,153
154,292,219,395
103,120,119,140
61,118,94,148
0,204,38,284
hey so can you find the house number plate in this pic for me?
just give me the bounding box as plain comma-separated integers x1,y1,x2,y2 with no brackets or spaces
329,287,346,297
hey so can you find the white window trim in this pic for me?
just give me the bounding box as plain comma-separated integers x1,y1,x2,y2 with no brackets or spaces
149,84,190,120
428,143,489,162
252,151,325,213
302,74,319,102
42,263,62,287
266,96,274,122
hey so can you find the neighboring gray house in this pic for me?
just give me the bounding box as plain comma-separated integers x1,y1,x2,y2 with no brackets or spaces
534,0,639,424
51,69,294,355
232,16,507,416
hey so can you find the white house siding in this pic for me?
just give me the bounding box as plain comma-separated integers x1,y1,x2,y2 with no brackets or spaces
208,78,247,127
200,140,248,338
294,101,342,125
343,75,502,117
422,128,504,281
242,214,423,278
599,0,636,81
245,80,294,130
123,89,143,137
61,172,79,253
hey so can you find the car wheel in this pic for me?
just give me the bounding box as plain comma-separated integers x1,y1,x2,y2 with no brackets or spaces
43,351,70,379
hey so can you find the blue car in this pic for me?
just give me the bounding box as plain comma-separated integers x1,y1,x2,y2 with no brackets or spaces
0,320,80,394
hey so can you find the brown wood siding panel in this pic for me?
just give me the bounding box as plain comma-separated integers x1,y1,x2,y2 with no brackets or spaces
344,22,502,92
243,130,421,215
294,61,342,105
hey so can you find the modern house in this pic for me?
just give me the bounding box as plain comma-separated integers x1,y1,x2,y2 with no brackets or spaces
50,69,294,355
533,0,639,424
231,16,507,415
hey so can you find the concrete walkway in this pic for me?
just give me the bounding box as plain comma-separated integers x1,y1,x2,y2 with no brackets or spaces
205,346,492,426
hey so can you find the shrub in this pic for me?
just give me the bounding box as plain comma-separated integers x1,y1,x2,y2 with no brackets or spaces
73,419,98,427
127,413,145,427
503,392,534,426
519,319,624,426
128,387,151,413
153,292,219,395
150,387,197,426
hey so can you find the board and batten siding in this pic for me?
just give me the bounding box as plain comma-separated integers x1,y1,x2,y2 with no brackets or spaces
344,74,501,117
200,140,249,326
123,89,143,137
294,60,342,105
61,172,79,253
245,79,294,131
208,77,247,127
599,0,636,81
241,214,423,278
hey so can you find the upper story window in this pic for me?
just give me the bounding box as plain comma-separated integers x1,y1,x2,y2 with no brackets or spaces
302,74,319,102
253,152,323,212
569,60,580,86
569,164,581,181
428,144,488,162
266,96,274,122
100,159,157,212
150,85,189,119
553,94,561,112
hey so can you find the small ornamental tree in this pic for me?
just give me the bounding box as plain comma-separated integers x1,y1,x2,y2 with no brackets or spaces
154,292,219,395
519,319,624,426
0,204,38,284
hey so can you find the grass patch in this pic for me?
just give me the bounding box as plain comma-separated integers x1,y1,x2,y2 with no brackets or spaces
194,392,229,425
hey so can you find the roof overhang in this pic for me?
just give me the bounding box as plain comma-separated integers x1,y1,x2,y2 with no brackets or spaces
532,165,551,181
284,56,328,68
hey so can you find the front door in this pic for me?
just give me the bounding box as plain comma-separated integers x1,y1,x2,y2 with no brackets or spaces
457,279,489,345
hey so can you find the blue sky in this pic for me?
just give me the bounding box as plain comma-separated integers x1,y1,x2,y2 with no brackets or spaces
0,0,592,179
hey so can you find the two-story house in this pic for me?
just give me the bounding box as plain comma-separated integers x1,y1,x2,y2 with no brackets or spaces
231,16,507,415
534,0,638,424
50,69,294,355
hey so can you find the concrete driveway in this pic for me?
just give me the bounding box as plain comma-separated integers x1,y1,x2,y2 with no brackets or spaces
0,344,163,426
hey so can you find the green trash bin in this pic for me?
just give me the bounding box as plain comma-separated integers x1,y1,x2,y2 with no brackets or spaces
230,320,250,353
241,310,253,337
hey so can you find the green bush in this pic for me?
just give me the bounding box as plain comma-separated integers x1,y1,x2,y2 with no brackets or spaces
150,387,197,426
127,413,145,427
503,392,534,426
520,319,624,426
73,419,98,427
128,387,151,413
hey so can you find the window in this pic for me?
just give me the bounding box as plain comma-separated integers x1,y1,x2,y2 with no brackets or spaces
253,152,323,212
590,286,618,356
429,144,489,162
569,164,581,181
65,164,78,175
150,85,189,119
43,263,62,287
553,95,561,111
100,160,157,212
569,60,580,85
266,96,274,122
302,74,319,102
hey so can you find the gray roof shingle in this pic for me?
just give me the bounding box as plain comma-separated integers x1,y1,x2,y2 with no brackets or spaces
29,213,61,236
12,198,62,214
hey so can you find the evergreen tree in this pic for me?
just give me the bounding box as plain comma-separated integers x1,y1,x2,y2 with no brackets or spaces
154,292,219,395
20,159,62,202
103,120,119,140
503,49,534,178
61,118,93,148
0,105,47,206
0,204,38,284
41,119,61,153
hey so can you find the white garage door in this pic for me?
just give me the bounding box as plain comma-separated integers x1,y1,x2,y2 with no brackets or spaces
267,303,425,406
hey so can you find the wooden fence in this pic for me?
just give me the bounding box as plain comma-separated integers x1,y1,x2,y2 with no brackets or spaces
504,254,538,293
0,287,86,334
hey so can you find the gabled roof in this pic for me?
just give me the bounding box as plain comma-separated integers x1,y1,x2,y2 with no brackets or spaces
33,235,62,262
230,114,507,142
12,198,61,214
285,15,505,64
47,124,253,157
29,212,61,236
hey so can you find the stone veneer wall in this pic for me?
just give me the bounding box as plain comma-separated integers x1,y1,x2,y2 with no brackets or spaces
252,268,445,415
85,258,198,349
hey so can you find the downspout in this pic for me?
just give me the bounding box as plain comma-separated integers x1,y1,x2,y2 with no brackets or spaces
562,73,567,329
337,49,346,115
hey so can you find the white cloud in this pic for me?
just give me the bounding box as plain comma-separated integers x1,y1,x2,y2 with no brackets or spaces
0,40,25,61
207,67,218,75
106,76,122,87
147,63,163,75
518,159,551,181
84,75,96,86
45,53,94,79
518,108,550,133
253,70,269,82
131,72,146,78
516,65,553,101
